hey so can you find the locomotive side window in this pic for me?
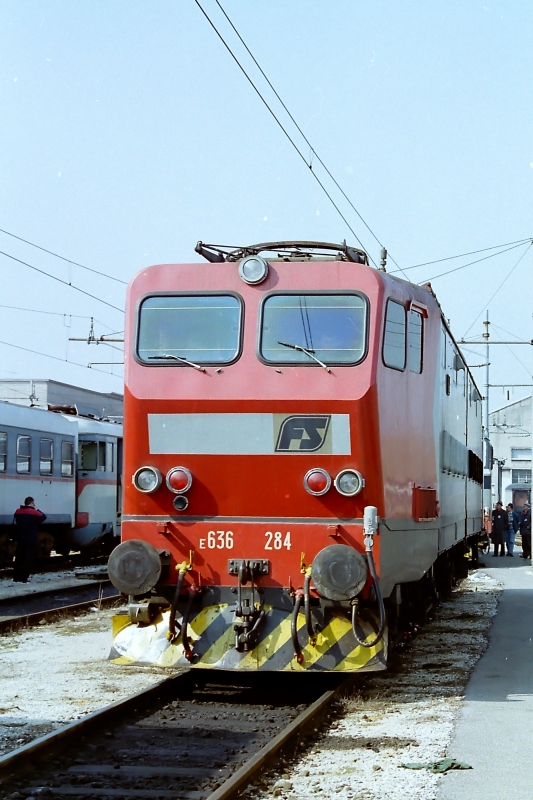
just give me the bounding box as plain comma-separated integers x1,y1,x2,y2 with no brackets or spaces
40,438,53,475
408,310,423,373
260,294,367,365
382,300,406,370
137,294,242,364
0,432,6,472
61,441,74,477
16,435,31,473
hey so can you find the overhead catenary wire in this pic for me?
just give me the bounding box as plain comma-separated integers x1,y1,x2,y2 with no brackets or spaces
0,227,127,285
389,236,532,274
0,250,124,313
0,338,123,379
462,243,533,337
0,303,119,333
420,241,530,285
211,0,409,279
194,0,388,271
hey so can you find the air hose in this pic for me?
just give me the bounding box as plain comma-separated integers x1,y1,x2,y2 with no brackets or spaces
351,506,386,648
303,572,315,638
291,589,305,664
167,570,186,642
181,586,197,661
167,551,194,645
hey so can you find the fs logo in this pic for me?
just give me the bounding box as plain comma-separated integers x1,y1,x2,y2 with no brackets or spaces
275,415,331,452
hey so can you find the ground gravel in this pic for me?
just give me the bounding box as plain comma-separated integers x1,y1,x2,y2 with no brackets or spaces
244,571,501,800
0,606,175,755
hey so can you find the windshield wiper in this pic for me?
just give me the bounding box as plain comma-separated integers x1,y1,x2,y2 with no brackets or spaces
148,354,206,372
277,341,331,372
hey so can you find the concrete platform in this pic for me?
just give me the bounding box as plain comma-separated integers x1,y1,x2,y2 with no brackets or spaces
439,551,533,800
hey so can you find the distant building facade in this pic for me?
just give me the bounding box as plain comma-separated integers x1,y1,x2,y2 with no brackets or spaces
489,395,531,511
0,379,123,421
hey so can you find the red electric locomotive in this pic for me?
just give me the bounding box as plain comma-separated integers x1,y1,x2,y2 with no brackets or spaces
109,241,483,672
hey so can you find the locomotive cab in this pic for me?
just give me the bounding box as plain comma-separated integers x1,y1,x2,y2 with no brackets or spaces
109,241,482,672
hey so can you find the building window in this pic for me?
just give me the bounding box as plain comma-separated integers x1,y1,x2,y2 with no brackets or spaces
511,448,532,460
61,441,74,477
0,432,6,472
408,310,423,373
40,438,53,475
17,435,31,473
512,469,531,485
383,300,406,370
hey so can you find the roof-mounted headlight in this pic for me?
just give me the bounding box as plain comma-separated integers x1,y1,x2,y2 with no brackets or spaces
238,255,269,285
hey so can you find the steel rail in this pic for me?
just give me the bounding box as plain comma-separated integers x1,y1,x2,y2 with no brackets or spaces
0,668,352,796
0,672,189,781
0,592,121,633
206,677,354,800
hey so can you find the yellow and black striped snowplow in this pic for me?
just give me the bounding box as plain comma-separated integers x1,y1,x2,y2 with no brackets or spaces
109,603,387,672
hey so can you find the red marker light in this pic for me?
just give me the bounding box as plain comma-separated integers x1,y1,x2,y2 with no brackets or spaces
166,467,193,494
303,468,331,496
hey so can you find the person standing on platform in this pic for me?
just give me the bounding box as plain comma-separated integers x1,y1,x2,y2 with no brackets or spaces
491,501,507,557
13,496,47,582
519,502,531,560
505,503,519,556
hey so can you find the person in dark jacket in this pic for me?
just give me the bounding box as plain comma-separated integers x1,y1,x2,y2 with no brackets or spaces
505,503,520,556
519,503,531,560
491,501,507,557
13,496,47,582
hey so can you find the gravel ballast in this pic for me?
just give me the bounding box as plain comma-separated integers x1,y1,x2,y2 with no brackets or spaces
243,571,501,800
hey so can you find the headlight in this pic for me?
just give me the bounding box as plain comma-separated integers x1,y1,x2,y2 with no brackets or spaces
133,466,162,493
334,469,365,497
238,255,269,285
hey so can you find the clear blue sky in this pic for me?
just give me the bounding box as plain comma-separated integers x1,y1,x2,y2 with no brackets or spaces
1,0,531,408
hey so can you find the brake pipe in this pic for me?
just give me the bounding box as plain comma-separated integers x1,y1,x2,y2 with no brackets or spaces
291,588,305,664
351,506,386,648
167,551,194,644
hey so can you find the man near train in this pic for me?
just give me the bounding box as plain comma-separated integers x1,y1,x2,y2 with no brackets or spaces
519,502,531,560
13,496,47,582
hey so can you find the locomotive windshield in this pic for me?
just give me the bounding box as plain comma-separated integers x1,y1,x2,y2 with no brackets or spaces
137,294,242,364
260,293,367,365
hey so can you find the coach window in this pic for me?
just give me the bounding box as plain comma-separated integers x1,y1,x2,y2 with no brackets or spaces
408,310,423,373
137,294,242,364
383,300,407,370
81,441,97,470
16,435,31,473
260,294,367,364
40,438,53,476
0,432,6,472
106,442,114,472
98,442,106,471
61,441,74,477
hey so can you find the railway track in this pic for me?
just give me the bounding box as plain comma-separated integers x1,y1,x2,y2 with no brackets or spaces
0,553,109,577
0,582,120,633
0,670,349,800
